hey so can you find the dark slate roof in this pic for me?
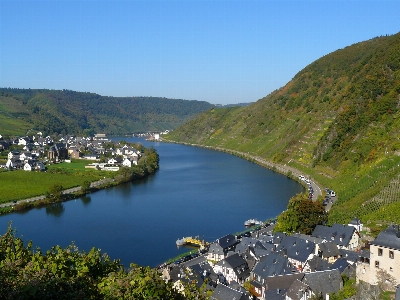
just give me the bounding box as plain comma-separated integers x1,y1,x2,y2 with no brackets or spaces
217,253,247,270
276,236,315,263
339,249,360,263
318,241,341,258
372,224,400,250
307,256,331,272
292,233,326,245
286,279,310,300
359,249,370,259
311,224,356,247
235,237,265,254
272,232,286,245
329,258,350,273
265,273,305,290
252,253,297,278
218,234,238,249
183,255,207,268
228,281,247,294
263,288,287,300
302,269,342,296
211,284,248,300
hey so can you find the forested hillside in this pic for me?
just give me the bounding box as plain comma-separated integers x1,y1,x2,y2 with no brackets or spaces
0,89,214,136
167,33,400,226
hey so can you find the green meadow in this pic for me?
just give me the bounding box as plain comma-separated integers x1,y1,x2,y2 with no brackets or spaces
0,160,112,203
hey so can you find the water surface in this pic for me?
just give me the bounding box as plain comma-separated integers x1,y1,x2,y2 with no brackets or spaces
0,139,303,267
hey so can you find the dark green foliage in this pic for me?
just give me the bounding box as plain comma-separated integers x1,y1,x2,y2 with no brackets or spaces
0,88,214,135
274,193,327,235
0,226,202,299
48,183,63,201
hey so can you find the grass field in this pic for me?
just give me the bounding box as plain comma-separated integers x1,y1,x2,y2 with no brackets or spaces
0,160,114,203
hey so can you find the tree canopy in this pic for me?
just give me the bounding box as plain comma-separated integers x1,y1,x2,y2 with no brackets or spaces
0,225,203,300
274,193,328,235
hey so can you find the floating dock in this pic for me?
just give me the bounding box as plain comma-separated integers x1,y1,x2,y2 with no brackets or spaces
176,236,209,249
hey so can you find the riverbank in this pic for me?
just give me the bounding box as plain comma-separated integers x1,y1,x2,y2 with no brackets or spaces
0,148,160,215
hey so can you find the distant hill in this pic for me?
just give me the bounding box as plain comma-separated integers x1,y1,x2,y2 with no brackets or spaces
167,33,400,226
0,89,214,136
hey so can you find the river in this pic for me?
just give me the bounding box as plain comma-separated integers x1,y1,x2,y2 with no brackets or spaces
0,138,304,267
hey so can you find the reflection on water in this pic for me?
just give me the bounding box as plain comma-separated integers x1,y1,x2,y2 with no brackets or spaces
80,195,92,206
45,203,65,217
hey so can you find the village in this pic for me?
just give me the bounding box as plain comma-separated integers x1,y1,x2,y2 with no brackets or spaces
0,133,143,171
161,218,400,300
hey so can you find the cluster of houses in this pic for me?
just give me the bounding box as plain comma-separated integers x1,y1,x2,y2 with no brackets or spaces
0,133,142,172
162,219,400,300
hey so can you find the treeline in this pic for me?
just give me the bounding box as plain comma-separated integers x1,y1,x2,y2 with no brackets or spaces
114,147,159,184
0,88,214,135
0,225,206,299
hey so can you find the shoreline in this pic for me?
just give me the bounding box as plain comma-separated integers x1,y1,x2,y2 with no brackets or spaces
0,171,156,216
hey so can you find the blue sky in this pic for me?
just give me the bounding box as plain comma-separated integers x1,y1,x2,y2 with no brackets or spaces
1,0,399,105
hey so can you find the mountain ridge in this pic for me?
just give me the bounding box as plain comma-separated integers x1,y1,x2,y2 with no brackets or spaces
0,88,214,136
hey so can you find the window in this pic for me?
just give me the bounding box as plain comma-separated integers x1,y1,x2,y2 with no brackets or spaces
375,261,380,268
378,248,383,256
389,251,394,259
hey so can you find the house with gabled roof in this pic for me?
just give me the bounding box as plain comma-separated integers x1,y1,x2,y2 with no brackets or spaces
6,158,22,169
329,257,355,278
213,253,250,284
307,256,330,273
302,269,342,300
263,273,305,300
8,150,19,160
276,236,315,272
311,224,360,250
207,234,238,262
249,252,297,298
286,279,312,300
317,241,341,264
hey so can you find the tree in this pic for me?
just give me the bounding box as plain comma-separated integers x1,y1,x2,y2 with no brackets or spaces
81,180,91,194
49,183,63,201
274,193,328,235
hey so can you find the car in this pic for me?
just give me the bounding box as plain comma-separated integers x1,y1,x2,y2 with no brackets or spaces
322,201,328,206
299,175,305,181
174,260,181,265
330,191,336,197
305,178,311,184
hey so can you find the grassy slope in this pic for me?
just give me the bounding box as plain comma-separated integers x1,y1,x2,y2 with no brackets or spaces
0,96,33,136
166,33,400,226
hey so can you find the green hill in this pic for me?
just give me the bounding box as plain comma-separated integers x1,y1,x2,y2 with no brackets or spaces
167,33,400,227
0,89,214,136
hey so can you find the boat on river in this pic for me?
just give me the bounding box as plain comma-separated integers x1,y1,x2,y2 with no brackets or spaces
244,219,263,226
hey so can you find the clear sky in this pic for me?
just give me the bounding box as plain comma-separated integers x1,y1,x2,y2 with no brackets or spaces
1,0,399,105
